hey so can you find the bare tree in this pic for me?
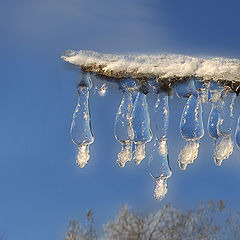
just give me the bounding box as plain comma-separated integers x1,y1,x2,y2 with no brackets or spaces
64,200,240,240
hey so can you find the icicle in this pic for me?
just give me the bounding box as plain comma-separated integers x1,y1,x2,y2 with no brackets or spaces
235,114,240,148
149,91,171,179
178,94,204,170
207,81,223,142
131,86,152,165
114,90,133,167
214,90,236,166
71,72,94,168
114,78,139,167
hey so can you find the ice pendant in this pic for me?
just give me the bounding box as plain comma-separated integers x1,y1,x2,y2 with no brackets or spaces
149,91,171,179
114,91,133,167
114,78,140,167
178,95,204,170
208,103,220,141
214,90,236,166
207,81,222,142
131,87,152,165
71,73,94,168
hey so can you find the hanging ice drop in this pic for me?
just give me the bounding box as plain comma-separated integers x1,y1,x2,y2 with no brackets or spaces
71,73,94,168
207,81,222,141
214,90,236,166
131,87,152,165
114,90,133,167
149,91,171,179
178,94,204,170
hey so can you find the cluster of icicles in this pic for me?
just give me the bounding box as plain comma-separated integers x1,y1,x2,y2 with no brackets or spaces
70,72,240,201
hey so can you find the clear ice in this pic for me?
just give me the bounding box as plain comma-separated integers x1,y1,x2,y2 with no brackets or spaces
114,89,133,167
114,78,140,167
131,89,152,165
178,89,204,170
71,73,94,168
149,91,171,179
214,90,236,166
175,78,198,98
207,82,222,141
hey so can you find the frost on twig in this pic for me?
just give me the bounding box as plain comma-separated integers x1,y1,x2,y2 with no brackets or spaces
62,50,240,88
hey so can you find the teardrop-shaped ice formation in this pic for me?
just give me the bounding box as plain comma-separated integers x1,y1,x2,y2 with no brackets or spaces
180,95,204,141
149,91,171,179
208,103,220,141
71,73,94,168
114,90,133,167
178,95,204,169
131,90,152,165
207,81,222,141
214,90,236,166
235,115,240,148
175,78,198,98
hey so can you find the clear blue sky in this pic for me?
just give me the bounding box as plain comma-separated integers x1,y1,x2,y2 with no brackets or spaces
1,0,240,239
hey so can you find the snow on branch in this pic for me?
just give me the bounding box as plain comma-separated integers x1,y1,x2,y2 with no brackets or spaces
61,50,240,83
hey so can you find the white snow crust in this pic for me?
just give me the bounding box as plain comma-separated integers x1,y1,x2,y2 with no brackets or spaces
62,50,240,82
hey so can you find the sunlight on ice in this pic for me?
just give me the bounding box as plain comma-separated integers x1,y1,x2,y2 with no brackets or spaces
131,89,152,165
71,73,94,168
76,144,90,168
214,135,233,166
213,90,236,166
178,86,204,170
98,82,108,96
154,178,168,201
149,89,171,180
178,140,200,170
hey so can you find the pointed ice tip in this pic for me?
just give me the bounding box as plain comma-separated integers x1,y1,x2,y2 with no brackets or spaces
154,178,168,201
116,160,126,168
76,160,87,168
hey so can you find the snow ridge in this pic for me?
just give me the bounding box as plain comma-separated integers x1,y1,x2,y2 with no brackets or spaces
62,50,240,82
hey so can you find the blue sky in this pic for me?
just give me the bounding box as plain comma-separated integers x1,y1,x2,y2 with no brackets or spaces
1,0,240,239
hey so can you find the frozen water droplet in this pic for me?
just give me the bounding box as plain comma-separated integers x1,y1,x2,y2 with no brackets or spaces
154,178,168,201
235,115,240,148
214,135,233,166
208,103,220,140
218,90,236,137
178,140,200,170
175,78,198,98
98,83,108,96
114,90,133,167
180,95,204,141
212,90,236,166
71,84,94,168
149,91,171,179
131,90,152,165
